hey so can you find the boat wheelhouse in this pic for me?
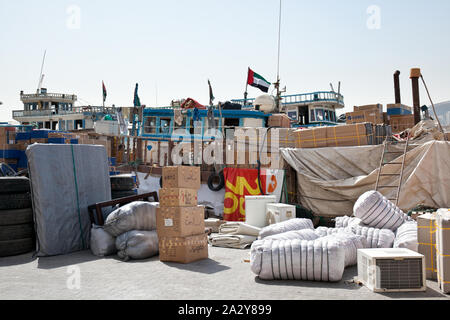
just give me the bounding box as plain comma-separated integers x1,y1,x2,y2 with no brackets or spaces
139,107,270,140
12,89,130,132
231,91,345,127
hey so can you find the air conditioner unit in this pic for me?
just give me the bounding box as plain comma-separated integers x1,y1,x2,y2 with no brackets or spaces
266,203,296,225
357,248,426,293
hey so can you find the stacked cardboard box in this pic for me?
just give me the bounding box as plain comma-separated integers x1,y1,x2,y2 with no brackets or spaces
390,115,416,133
387,103,413,116
436,208,450,294
346,104,384,125
295,123,374,149
157,166,208,264
417,213,438,280
268,114,291,128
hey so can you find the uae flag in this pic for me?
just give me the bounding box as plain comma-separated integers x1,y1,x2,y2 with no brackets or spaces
102,81,107,103
247,68,271,93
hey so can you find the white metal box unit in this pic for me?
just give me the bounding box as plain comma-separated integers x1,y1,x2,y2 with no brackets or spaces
357,248,426,293
244,195,277,228
266,203,296,225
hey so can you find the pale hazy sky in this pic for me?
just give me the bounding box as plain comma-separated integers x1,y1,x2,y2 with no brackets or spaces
1,0,450,122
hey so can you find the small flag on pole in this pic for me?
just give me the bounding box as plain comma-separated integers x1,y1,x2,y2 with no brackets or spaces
102,81,107,103
134,83,141,107
247,68,271,93
208,79,215,105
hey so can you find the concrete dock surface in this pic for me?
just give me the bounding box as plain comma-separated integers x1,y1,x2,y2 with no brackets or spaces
0,246,448,300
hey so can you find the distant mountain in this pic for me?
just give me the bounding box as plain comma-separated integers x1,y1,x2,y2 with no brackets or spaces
430,101,450,128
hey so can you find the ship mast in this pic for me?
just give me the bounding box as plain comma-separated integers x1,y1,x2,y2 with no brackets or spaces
274,0,284,113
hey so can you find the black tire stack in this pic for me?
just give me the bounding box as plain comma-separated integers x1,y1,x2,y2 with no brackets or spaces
0,177,35,257
110,174,137,200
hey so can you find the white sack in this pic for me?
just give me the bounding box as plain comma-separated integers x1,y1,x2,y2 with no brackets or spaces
115,230,159,261
259,218,314,240
319,233,367,267
394,221,418,251
250,238,345,282
263,229,319,241
335,216,362,228
219,222,261,237
90,224,117,257
354,191,411,232
104,201,158,237
315,225,395,248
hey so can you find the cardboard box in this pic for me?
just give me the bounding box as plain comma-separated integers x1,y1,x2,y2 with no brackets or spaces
390,115,416,133
417,213,438,280
268,114,291,128
162,166,201,190
159,188,198,207
295,127,327,148
30,138,48,144
346,110,384,125
156,206,205,237
387,104,412,115
159,233,209,264
295,123,372,149
354,104,383,112
436,209,450,293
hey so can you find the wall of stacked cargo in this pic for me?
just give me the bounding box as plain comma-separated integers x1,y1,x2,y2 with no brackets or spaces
0,127,116,173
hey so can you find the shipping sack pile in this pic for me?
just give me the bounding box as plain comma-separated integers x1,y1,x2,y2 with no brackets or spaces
90,201,159,261
250,191,418,282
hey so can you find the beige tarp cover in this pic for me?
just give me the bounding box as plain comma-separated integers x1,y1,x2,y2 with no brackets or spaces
281,141,450,218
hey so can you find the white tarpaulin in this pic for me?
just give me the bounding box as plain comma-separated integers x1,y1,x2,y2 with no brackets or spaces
281,141,450,217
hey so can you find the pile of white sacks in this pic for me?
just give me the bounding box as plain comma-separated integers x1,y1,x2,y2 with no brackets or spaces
90,201,160,261
250,191,417,282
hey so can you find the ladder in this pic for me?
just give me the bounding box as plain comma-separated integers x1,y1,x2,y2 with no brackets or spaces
375,136,410,207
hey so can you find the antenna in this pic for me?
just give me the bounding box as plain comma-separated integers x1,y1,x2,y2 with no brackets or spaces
37,50,47,93
275,0,283,113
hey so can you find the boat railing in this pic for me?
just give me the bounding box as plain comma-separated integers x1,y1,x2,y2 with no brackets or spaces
12,106,116,118
231,91,344,107
20,92,78,102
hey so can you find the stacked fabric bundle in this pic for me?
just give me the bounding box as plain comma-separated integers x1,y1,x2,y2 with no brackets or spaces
209,222,261,249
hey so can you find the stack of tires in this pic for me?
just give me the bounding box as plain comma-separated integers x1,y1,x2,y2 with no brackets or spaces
0,177,35,257
110,174,137,200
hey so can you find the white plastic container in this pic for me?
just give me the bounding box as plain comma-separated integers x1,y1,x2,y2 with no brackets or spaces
245,195,277,228
266,203,296,225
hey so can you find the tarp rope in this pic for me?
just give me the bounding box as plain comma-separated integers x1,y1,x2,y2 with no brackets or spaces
70,145,86,249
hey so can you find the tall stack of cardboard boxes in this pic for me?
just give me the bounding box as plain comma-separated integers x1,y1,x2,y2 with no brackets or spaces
157,166,209,264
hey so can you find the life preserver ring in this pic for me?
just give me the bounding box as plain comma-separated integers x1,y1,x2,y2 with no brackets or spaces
267,175,277,194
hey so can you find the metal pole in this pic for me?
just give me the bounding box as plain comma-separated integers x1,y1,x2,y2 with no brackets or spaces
410,68,421,125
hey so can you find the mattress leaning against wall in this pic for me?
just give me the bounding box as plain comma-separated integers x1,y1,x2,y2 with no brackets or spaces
26,144,111,257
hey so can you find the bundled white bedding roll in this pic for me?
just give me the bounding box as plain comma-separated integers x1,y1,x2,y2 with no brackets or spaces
263,229,319,241
250,238,345,282
318,233,367,267
353,191,410,232
393,221,418,251
335,216,362,228
315,225,395,248
258,218,314,240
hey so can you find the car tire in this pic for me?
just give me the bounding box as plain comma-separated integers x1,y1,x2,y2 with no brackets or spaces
0,208,33,226
0,177,31,194
207,171,225,192
0,193,32,210
110,175,135,191
0,238,35,257
111,190,137,199
0,223,34,241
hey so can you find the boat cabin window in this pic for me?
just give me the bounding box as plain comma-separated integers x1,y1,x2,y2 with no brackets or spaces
224,118,240,129
316,109,324,121
144,116,157,134
310,109,316,122
160,118,172,135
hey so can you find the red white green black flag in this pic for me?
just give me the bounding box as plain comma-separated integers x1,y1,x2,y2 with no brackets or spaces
247,68,271,93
